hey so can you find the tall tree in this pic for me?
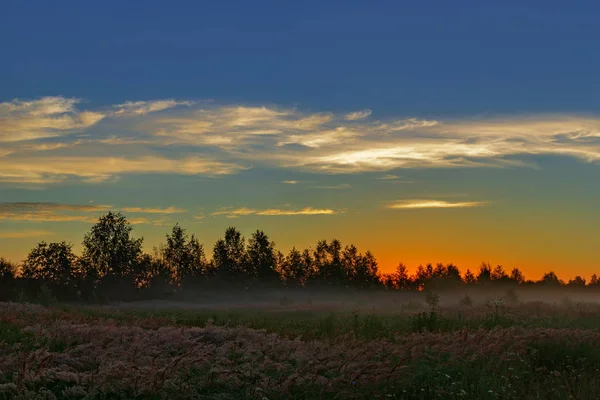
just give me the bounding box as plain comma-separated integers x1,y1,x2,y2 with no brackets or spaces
0,258,17,301
82,212,144,295
22,242,79,287
212,227,248,277
352,251,380,289
0,257,16,282
313,239,346,285
394,262,412,289
246,230,278,279
509,268,525,284
476,262,493,284
568,276,586,287
280,247,311,287
163,224,207,284
539,271,563,286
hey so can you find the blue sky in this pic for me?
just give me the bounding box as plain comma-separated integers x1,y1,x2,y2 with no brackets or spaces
1,1,600,278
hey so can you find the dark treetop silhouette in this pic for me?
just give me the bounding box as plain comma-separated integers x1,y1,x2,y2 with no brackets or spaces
0,212,597,303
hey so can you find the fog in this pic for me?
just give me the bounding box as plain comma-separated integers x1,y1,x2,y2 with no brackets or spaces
98,286,600,313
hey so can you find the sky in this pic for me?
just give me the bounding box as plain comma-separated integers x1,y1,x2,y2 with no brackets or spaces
1,1,599,280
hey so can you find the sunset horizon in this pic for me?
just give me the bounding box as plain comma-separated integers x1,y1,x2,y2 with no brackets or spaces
4,2,600,398
2,2,599,282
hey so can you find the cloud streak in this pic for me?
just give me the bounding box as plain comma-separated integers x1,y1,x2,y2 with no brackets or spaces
387,200,487,209
344,109,372,121
0,202,188,224
212,207,339,218
113,100,195,116
0,155,245,184
0,230,55,239
120,206,187,214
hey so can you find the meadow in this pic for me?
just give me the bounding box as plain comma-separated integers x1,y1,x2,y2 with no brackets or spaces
2,290,600,399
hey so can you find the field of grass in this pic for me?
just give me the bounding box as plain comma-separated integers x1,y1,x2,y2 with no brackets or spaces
2,295,600,399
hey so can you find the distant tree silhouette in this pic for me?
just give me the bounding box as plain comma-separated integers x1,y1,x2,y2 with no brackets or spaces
463,269,476,284
81,212,144,300
476,262,493,284
539,271,564,286
22,241,80,300
22,241,78,283
3,212,599,302
413,263,435,289
162,224,207,285
212,227,249,279
0,258,17,301
509,268,525,284
246,230,279,281
491,265,509,282
348,250,380,289
0,257,16,281
395,263,412,289
568,276,586,288
279,247,312,287
311,239,346,286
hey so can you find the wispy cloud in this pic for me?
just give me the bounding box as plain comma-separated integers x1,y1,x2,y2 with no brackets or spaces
0,202,186,224
0,212,98,223
344,109,372,121
3,97,600,186
0,202,103,223
0,202,111,213
0,97,104,142
0,155,245,184
120,206,187,214
212,206,339,218
310,183,352,189
377,174,401,180
0,230,55,239
113,100,195,116
387,199,487,209
282,180,299,184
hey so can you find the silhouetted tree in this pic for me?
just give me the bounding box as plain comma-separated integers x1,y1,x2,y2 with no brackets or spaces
82,212,144,300
0,257,15,281
163,224,207,285
311,239,346,285
463,269,476,284
349,250,380,289
509,268,525,284
247,230,278,281
138,253,174,298
280,247,311,287
212,227,248,278
567,276,586,288
0,258,17,301
22,242,79,285
491,265,508,281
539,271,564,286
22,241,80,300
476,262,493,284
392,262,412,290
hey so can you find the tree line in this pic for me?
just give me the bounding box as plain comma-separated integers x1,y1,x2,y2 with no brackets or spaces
0,211,598,303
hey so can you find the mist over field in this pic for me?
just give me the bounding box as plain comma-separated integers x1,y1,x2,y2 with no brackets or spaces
4,1,600,398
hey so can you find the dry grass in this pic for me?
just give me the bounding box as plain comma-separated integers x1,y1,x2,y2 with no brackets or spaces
2,301,600,399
